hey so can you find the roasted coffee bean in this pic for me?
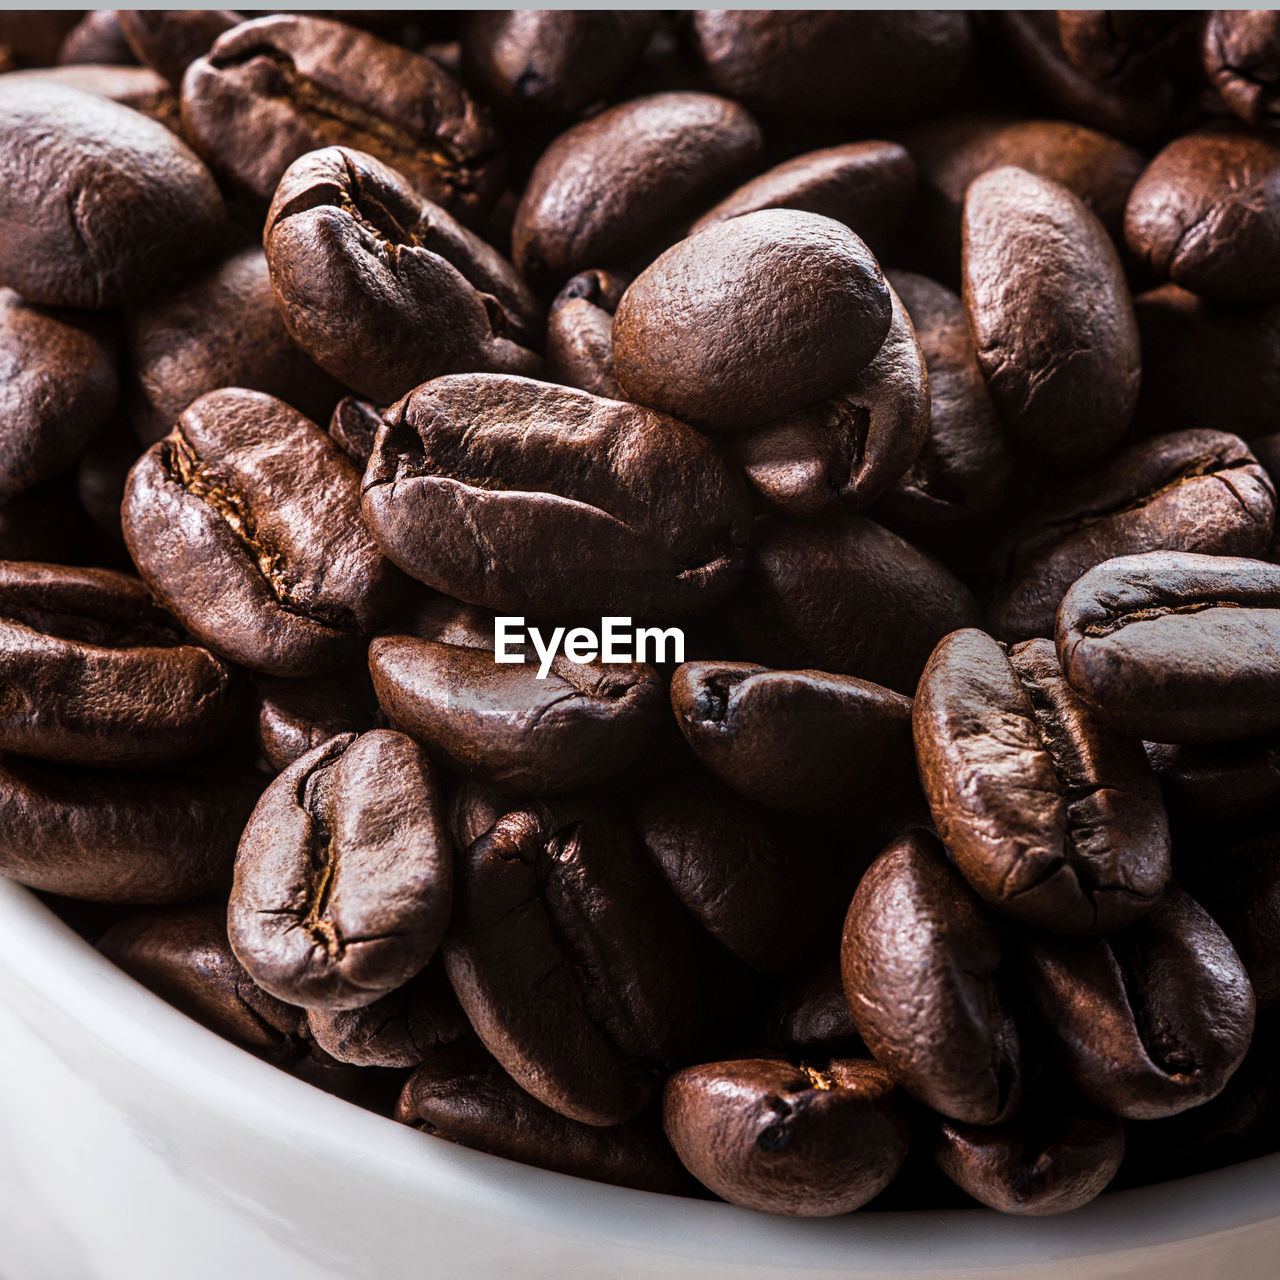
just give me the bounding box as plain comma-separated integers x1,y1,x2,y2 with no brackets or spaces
1021,885,1255,1119
690,141,917,256
1056,552,1280,743
1056,11,1197,87
0,81,225,308
117,9,240,87
914,631,1170,934
264,146,540,405
1203,10,1280,126
398,1037,694,1194
670,661,914,815
326,397,383,470
511,91,762,289
369,634,664,794
1,64,181,131
663,1057,910,1216
544,269,627,400
76,423,140,543
0,12,83,69
962,166,1140,467
0,756,259,904
123,389,401,677
0,289,117,505
614,210,892,434
362,374,751,621
443,799,700,1125
230,730,452,1011
254,674,376,773
841,831,1022,1125
128,247,340,447
0,562,240,769
991,431,1276,642
182,14,502,221
1147,738,1280,830
462,11,657,117
307,962,469,1068
727,280,928,515
446,778,509,853
726,513,979,696
99,904,304,1063
690,10,972,119
932,1099,1124,1216
768,963,864,1058
1126,126,1280,302
57,11,135,67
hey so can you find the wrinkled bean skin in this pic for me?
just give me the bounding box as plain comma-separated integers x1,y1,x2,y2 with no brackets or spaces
1125,126,1280,302
728,282,928,516
264,146,541,406
0,757,259,904
254,674,376,773
443,800,700,1126
726,513,980,696
614,210,892,434
124,389,401,678
462,11,657,118
963,166,1140,467
182,14,502,221
369,634,663,794
690,10,972,120
362,375,752,621
1021,886,1255,1119
0,81,226,307
991,431,1276,643
0,290,118,505
1203,10,1280,126
670,661,914,815
914,631,1170,934
398,1037,695,1195
841,831,1023,1126
545,269,627,400
663,1057,910,1216
117,10,240,87
230,731,451,1011
0,562,240,769
1056,552,1280,743
511,91,762,289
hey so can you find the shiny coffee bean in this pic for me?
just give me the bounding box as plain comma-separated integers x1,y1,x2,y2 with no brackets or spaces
264,146,541,405
254,673,377,773
1056,552,1280,743
1203,10,1280,126
545,269,627,400
842,831,1022,1125
663,1057,910,1216
117,10,240,87
768,963,864,1059
123,389,401,677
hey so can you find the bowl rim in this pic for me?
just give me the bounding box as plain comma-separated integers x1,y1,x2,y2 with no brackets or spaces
3,876,1280,1273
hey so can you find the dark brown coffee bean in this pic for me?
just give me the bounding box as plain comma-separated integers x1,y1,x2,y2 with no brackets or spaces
663,1057,910,1216
841,831,1022,1125
512,91,762,289
128,247,341,447
0,13,83,69
254,673,377,773
181,14,502,222
991,431,1276,642
1147,737,1280,829
962,167,1140,467
230,730,453,1011
462,11,657,117
0,289,117,505
1126,126,1280,302
446,777,509,852
726,280,927,514
1203,10,1280,126
0,561,240,769
915,630,1170,933
768,963,864,1058
57,12,135,67
362,374,751,621
545,269,627,400
123,389,401,677
327,396,383,470
1056,11,1197,86
0,756,259,904
670,661,914,815
117,10,240,87
690,11,972,119
99,904,304,1063
614,210,892,434
76,422,140,543
398,1037,694,1195
443,799,700,1125
690,141,917,256
1021,885,1255,1119
1,63,181,131
1056,551,1280,743
726,513,980,696
0,81,225,307
264,146,541,405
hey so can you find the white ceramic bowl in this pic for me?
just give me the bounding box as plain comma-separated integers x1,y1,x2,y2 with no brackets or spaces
1,878,1278,1280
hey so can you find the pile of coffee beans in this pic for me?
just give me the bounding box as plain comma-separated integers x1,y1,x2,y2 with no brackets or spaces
4,8,1280,1219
